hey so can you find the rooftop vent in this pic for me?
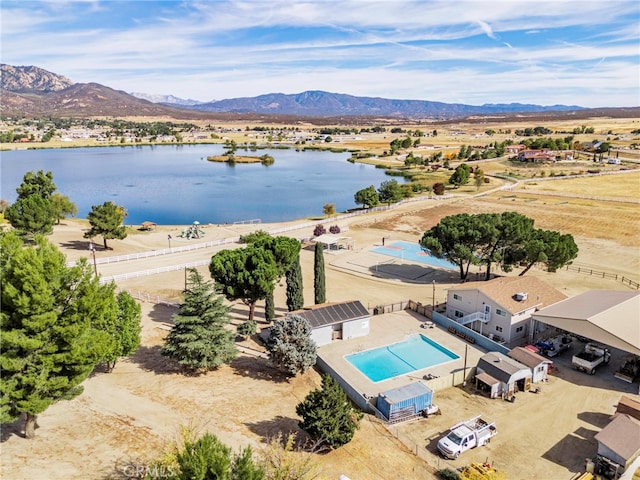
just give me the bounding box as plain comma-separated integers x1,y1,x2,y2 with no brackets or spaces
514,292,528,302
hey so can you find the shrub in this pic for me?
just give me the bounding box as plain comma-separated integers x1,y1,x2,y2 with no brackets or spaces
437,468,460,480
313,224,326,237
433,182,446,195
329,225,340,234
237,320,257,338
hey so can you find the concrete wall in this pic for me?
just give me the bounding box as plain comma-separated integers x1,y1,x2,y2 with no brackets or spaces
432,311,511,355
315,355,369,411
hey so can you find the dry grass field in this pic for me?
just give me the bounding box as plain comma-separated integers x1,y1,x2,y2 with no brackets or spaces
2,115,639,480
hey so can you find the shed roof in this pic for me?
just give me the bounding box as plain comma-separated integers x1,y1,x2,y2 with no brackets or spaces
533,290,640,355
508,346,551,368
448,276,566,315
313,234,350,245
595,414,640,461
379,382,433,404
477,352,531,384
616,396,640,422
287,300,369,329
475,371,500,386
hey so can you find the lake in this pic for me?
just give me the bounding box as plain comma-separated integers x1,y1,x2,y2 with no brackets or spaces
1,144,400,225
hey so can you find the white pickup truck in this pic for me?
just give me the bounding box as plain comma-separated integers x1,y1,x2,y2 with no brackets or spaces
437,415,497,459
572,343,611,374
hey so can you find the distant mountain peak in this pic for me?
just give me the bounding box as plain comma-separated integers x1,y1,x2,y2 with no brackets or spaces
129,92,205,106
1,64,73,93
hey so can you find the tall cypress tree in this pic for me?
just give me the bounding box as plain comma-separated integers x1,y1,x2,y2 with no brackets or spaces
265,290,275,323
286,255,304,311
314,242,326,304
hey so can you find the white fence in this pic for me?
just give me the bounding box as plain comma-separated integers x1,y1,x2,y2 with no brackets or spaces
70,194,451,268
100,260,210,284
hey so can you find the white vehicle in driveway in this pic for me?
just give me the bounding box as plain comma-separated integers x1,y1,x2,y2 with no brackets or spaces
437,415,497,459
572,343,611,374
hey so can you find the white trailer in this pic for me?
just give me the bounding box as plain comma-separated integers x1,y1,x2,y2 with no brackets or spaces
437,415,497,459
572,343,611,374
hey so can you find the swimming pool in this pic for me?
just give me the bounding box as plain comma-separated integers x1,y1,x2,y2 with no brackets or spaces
346,334,459,382
371,240,458,270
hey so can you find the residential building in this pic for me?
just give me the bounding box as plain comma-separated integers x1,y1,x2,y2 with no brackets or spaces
445,276,566,345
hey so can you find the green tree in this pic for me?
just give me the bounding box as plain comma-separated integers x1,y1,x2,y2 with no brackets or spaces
5,195,56,236
209,246,278,321
354,185,380,209
514,229,579,276
237,320,257,339
98,291,142,371
420,213,493,280
176,433,264,480
449,163,471,188
0,232,114,438
50,192,78,224
5,170,57,236
296,374,362,450
266,315,317,376
378,179,403,205
265,290,276,323
474,167,485,190
161,269,237,373
314,242,326,304
286,255,304,312
84,201,128,249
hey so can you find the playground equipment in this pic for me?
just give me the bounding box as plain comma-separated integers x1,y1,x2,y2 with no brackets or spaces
180,221,205,240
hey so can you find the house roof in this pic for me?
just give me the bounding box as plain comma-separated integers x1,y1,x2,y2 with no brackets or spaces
477,352,531,384
533,291,640,355
595,414,640,461
508,346,551,368
448,276,567,315
287,300,369,329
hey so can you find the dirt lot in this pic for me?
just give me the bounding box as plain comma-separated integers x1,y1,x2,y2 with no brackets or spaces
2,170,639,480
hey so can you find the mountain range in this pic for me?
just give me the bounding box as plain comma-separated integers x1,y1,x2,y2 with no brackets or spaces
2,63,635,121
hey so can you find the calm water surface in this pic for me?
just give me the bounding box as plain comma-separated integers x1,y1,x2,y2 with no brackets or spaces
1,145,401,225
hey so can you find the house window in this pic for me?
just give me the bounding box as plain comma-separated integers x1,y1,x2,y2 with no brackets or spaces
496,309,506,316
515,326,524,333
495,326,503,332
453,294,462,301
454,310,465,318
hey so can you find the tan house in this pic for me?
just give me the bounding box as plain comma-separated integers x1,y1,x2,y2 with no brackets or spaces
445,276,567,345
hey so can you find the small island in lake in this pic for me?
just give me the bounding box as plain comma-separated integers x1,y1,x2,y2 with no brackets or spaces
207,154,274,165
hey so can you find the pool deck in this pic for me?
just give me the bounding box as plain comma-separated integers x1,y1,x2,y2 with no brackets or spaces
317,309,488,399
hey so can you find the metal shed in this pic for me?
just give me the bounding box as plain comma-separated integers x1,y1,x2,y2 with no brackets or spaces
376,382,433,421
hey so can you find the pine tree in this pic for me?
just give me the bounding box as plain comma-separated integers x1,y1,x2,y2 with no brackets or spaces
285,255,304,311
265,290,275,323
5,170,58,236
161,269,237,373
314,242,326,304
83,201,128,249
0,232,114,438
296,374,362,449
266,315,317,376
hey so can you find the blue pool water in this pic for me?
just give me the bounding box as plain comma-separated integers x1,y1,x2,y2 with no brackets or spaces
346,334,459,382
371,240,458,270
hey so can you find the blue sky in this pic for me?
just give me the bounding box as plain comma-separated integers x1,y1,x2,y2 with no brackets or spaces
2,0,639,107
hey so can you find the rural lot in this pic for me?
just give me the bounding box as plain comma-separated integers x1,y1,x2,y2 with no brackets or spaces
2,119,640,480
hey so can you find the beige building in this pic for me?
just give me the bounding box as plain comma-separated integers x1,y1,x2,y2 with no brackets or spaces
445,276,566,345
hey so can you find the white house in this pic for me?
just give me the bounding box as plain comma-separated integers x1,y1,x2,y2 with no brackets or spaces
508,346,552,383
288,300,370,347
445,276,567,345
